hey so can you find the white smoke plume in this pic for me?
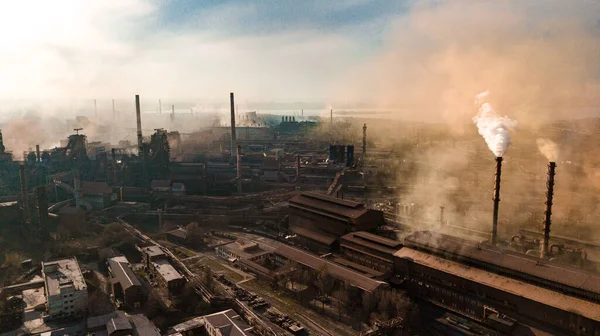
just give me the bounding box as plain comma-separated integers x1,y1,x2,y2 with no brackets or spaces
473,91,516,157
536,138,559,162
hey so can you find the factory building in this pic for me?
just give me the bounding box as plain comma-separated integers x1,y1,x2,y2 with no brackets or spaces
239,245,387,294
215,240,272,263
287,192,384,253
262,158,280,182
107,256,144,309
340,231,402,273
42,258,87,320
141,246,185,294
80,181,116,210
203,309,255,336
395,231,600,335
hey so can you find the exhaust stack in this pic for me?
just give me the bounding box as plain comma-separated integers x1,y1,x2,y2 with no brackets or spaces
230,93,236,155
542,162,557,258
19,164,29,223
492,156,503,245
237,145,242,194
362,123,367,163
36,145,40,162
135,95,143,157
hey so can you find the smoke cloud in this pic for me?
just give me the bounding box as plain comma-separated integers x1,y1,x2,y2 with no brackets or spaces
536,138,560,162
473,91,516,157
334,0,600,126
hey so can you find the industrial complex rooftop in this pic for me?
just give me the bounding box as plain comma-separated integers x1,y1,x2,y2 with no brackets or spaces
108,256,141,290
42,258,87,297
152,259,183,282
274,245,387,292
405,231,600,298
395,247,600,323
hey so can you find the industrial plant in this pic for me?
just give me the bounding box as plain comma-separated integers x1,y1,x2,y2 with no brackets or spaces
0,90,599,336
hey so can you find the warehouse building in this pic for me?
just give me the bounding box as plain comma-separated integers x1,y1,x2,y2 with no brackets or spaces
340,231,402,273
107,256,143,309
287,192,384,253
395,231,600,335
141,246,185,294
42,258,87,320
239,245,387,293
203,309,255,336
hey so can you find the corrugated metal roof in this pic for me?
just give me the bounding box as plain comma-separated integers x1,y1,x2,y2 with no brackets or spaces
108,256,141,290
395,248,600,323
274,245,387,292
341,231,402,256
289,192,369,220
289,225,337,246
405,231,600,297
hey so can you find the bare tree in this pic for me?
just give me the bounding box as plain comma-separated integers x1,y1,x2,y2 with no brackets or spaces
333,289,349,320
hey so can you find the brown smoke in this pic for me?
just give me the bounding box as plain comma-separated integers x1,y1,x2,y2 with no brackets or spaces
335,1,600,128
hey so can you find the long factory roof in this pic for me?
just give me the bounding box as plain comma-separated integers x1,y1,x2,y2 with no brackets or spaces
274,245,387,292
289,192,370,220
404,231,600,297
395,247,600,323
341,231,402,256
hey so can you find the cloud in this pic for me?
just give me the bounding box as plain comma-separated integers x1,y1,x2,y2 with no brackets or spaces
0,0,380,103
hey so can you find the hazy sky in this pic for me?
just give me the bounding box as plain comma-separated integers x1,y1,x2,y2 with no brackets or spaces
0,0,407,102
1,0,599,120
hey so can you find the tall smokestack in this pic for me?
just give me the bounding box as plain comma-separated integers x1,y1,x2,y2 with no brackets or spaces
362,123,367,162
542,162,557,258
492,157,503,245
330,108,333,124
159,99,162,114
237,145,242,194
36,145,40,162
135,95,143,157
112,99,116,118
171,104,175,122
94,99,97,118
19,165,29,223
230,93,236,155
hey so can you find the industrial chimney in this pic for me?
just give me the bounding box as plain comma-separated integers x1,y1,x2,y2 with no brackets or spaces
36,145,40,162
230,93,237,155
362,123,367,162
135,95,143,157
237,145,242,194
19,164,29,223
542,162,556,258
492,157,503,245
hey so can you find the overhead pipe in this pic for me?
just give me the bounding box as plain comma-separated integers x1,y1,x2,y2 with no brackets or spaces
492,157,503,245
542,162,556,258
